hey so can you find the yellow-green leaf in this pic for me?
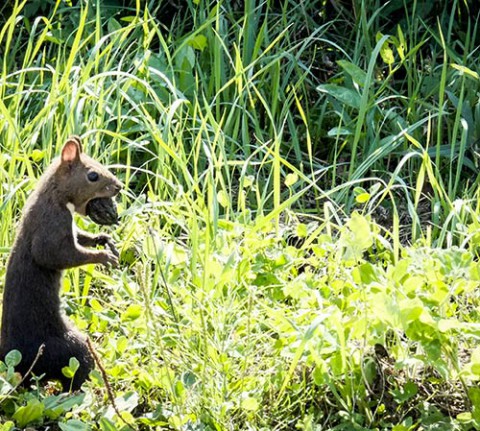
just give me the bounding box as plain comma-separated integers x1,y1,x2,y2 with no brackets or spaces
122,304,143,321
217,190,230,208
31,149,45,162
188,34,207,51
451,63,479,80
285,173,298,187
355,192,370,204
241,396,259,412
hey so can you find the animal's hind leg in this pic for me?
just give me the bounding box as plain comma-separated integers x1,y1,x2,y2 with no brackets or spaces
28,332,94,391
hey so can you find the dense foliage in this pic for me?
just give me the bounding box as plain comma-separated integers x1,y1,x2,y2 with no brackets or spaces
0,0,480,429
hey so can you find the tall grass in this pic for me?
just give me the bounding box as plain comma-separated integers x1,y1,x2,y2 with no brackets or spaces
2,1,478,240
1,0,480,429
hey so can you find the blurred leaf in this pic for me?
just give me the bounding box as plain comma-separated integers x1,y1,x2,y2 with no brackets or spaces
327,127,353,136
285,173,298,187
107,17,122,34
122,304,143,322
451,63,479,80
391,381,418,403
30,149,45,162
44,393,85,420
337,60,367,87
62,357,80,378
317,84,361,109
188,34,207,51
59,420,90,431
355,192,370,203
5,350,21,368
377,32,395,65
217,190,230,208
241,396,259,412
12,399,44,428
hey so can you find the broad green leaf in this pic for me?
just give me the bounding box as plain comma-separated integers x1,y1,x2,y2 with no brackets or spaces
358,263,377,284
182,371,197,387
175,46,195,71
99,418,116,431
107,17,122,34
353,186,367,195
380,44,395,65
62,356,80,378
5,350,21,368
62,367,74,379
347,213,372,248
175,380,185,398
89,298,103,312
296,223,308,238
312,364,327,386
337,60,367,87
472,363,480,376
165,243,188,266
242,175,254,188
59,420,90,431
116,336,129,354
0,422,14,431
438,319,461,333
316,84,361,109
391,381,418,403
114,391,139,412
471,348,480,364
122,304,143,321
327,126,353,136
403,275,425,295
399,298,423,323
188,34,207,51
396,25,406,60
392,259,410,283
12,399,44,428
457,412,473,423
362,357,377,384
355,192,370,203
469,387,480,422
69,357,80,372
44,393,85,420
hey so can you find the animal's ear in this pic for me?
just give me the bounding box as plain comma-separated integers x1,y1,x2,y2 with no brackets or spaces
61,136,82,164
69,135,83,153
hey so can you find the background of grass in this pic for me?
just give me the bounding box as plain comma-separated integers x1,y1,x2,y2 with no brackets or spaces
0,0,480,429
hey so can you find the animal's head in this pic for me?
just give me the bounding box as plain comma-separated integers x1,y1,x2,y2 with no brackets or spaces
55,136,122,215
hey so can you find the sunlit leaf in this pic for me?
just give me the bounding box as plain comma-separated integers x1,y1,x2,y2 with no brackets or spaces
12,399,44,428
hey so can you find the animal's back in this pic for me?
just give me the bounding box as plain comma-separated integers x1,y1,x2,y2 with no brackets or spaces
0,182,77,379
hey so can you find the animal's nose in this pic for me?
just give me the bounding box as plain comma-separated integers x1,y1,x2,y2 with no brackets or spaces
114,180,124,193
106,182,123,195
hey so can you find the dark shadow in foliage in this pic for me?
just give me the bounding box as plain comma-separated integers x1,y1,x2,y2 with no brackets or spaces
325,0,480,45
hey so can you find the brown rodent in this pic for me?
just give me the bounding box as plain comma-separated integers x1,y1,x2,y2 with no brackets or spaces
0,136,122,390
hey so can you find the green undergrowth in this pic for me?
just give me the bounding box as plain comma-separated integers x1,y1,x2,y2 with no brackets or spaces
2,210,480,429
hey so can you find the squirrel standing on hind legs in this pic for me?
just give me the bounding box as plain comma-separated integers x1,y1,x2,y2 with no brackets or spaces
0,136,122,390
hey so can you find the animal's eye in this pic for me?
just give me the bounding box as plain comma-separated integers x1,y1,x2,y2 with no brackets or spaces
87,171,99,182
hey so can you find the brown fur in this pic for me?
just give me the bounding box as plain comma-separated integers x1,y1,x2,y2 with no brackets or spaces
0,136,122,390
